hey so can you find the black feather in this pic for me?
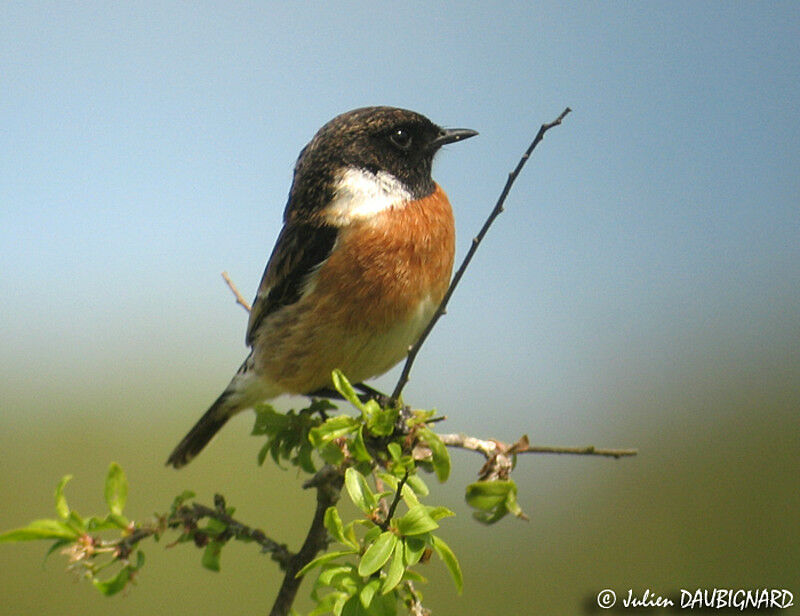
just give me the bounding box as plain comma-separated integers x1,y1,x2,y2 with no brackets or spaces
246,223,337,346
166,389,235,468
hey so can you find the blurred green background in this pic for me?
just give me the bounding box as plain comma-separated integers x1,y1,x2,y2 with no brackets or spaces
2,2,798,614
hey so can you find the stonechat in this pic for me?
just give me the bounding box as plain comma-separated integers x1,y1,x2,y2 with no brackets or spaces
167,106,477,468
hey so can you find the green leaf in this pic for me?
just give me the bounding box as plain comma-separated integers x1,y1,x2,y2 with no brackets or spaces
401,569,427,584
331,369,363,411
350,426,372,463
0,519,79,543
84,514,117,532
342,586,397,616
324,506,345,541
170,490,195,513
203,517,227,537
309,591,345,616
359,577,380,608
366,405,397,437
324,506,356,548
427,506,455,521
368,591,398,616
257,441,271,466
201,541,222,572
362,525,382,546
431,535,463,594
92,566,131,596
297,550,356,578
296,441,317,473
504,485,528,520
342,594,369,616
342,521,360,549
317,564,357,589
402,536,426,567
380,539,405,594
395,505,438,536
358,531,397,576
406,474,429,497
65,510,87,534
251,404,286,435
464,479,526,523
386,442,402,462
465,480,515,511
417,427,450,482
45,538,73,560
472,508,508,524
54,475,73,520
309,415,359,448
319,441,346,466
344,468,377,515
106,513,130,530
104,462,127,517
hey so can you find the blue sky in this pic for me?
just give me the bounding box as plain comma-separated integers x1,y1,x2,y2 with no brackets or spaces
2,2,798,436
1,4,799,614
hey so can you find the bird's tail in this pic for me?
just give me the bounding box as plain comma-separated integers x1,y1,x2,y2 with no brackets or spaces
166,388,237,468
166,354,270,468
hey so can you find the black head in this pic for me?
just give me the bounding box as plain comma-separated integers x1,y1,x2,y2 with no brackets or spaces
285,107,477,221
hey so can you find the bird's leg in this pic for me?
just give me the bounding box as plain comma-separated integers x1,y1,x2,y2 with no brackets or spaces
354,382,391,407
307,387,344,402
307,383,389,406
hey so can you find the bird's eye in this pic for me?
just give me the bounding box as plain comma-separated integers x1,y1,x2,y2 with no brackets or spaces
388,128,412,150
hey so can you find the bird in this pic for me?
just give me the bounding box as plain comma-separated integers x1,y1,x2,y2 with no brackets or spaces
167,106,477,468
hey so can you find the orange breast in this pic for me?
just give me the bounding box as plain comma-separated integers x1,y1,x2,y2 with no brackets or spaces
317,183,455,329
253,184,455,393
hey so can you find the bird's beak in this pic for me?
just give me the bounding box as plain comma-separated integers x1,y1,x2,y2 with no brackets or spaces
430,127,479,150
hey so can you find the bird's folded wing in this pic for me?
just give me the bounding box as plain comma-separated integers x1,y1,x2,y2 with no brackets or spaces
245,222,338,346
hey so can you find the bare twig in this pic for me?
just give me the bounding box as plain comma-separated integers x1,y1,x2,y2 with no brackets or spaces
432,433,637,481
438,433,637,459
269,465,344,616
221,271,252,312
390,107,572,404
513,444,639,458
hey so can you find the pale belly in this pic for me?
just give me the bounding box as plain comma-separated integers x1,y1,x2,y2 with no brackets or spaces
252,295,438,394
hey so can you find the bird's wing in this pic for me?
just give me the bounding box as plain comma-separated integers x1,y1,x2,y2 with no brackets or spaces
245,222,338,346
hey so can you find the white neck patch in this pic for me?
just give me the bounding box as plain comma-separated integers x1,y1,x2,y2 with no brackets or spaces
325,167,412,225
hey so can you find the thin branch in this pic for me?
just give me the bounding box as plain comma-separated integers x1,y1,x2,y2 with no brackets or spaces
110,498,292,568
438,433,637,459
433,433,636,481
221,271,252,312
269,465,344,616
514,444,639,458
187,501,292,568
390,107,571,404
380,469,409,532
